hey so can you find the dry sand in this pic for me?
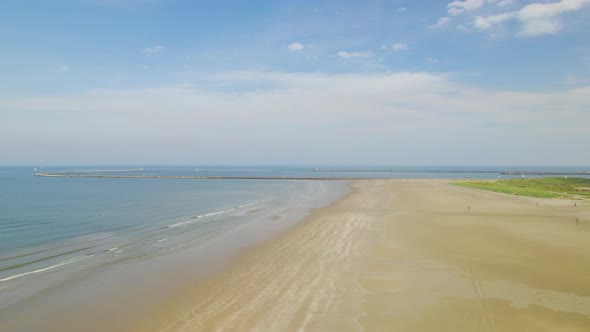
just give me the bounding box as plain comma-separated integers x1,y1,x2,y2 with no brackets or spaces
138,180,590,332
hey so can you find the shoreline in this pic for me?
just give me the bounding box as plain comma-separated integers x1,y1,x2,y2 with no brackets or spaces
3,179,590,331
0,180,350,332
137,179,590,331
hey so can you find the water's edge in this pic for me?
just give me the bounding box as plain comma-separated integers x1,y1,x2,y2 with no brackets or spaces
0,180,350,332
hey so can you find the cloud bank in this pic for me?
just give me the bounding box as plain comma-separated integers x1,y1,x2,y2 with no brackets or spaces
2,71,589,165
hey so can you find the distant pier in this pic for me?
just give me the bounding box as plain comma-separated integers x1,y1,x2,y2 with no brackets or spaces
45,168,145,174
499,171,590,175
314,169,498,174
33,173,351,180
315,169,590,176
33,169,590,180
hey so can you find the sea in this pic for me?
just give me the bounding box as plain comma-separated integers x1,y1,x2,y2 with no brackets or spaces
1,165,589,331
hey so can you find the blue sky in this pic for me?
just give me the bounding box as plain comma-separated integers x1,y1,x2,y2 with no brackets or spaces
1,0,590,165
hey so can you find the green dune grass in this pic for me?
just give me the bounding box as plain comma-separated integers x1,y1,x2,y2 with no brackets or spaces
453,177,590,199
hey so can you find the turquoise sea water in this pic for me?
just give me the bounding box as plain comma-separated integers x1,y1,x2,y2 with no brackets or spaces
0,167,330,310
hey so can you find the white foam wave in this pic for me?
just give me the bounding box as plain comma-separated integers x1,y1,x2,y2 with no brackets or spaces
169,220,195,228
204,211,224,218
0,255,93,283
168,197,273,228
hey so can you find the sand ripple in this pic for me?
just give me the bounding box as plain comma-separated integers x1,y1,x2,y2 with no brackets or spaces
141,180,590,332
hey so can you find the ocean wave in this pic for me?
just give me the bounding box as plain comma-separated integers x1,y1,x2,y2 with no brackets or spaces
0,255,93,283
0,183,319,291
0,246,94,273
168,198,272,228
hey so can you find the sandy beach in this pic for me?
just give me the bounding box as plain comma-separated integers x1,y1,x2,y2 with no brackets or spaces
133,180,590,331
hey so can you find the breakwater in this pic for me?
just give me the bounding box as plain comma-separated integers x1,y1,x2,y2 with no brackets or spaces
33,169,590,180
38,168,145,174
499,171,590,175
315,169,590,175
34,173,350,180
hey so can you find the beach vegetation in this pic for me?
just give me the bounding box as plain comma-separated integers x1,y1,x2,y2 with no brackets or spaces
453,177,590,199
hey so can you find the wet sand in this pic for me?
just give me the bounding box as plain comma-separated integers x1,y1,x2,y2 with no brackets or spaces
132,180,590,331
138,179,590,331
5,179,585,332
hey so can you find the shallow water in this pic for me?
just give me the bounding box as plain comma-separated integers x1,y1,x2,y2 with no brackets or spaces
0,167,330,313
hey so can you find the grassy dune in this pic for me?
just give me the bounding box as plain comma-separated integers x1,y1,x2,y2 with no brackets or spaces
454,177,590,199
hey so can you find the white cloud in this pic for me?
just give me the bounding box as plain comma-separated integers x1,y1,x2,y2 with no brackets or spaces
448,0,486,16
397,7,407,13
429,16,452,29
392,43,409,51
474,11,516,29
518,0,590,20
337,51,371,58
472,0,590,36
143,45,165,53
58,65,70,72
497,0,517,7
287,42,305,51
519,19,563,35
3,70,590,164
517,0,590,36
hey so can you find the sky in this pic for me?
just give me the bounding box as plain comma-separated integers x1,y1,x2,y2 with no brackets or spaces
1,0,589,166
